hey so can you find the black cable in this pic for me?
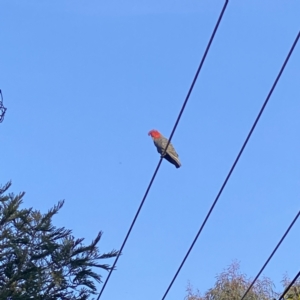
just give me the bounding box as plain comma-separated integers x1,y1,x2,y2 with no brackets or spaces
161,0,228,156
277,270,300,300
240,211,300,300
96,1,229,298
161,31,300,300
0,90,7,123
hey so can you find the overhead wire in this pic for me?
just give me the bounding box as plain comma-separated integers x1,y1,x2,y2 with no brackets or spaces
277,270,300,300
96,1,229,299
161,31,300,300
240,210,300,300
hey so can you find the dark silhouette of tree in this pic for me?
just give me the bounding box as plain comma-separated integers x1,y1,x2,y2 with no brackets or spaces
185,261,278,300
0,89,7,123
0,182,119,300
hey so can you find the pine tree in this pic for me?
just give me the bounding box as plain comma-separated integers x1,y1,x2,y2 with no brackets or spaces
0,182,119,300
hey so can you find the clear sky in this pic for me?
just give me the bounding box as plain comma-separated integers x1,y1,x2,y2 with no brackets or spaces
1,1,299,299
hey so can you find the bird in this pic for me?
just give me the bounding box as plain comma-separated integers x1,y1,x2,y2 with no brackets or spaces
148,129,181,168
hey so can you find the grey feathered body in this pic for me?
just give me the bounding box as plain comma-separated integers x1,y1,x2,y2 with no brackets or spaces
153,135,181,168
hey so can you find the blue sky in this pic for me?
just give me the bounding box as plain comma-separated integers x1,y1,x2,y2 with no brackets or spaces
1,1,299,299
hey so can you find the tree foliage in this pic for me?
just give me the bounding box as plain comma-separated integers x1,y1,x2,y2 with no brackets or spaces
0,182,119,300
281,274,300,300
185,261,278,300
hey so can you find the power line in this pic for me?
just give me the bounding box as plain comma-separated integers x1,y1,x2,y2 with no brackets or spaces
278,270,300,300
96,1,229,299
160,0,228,157
0,90,7,123
161,31,300,300
240,210,300,300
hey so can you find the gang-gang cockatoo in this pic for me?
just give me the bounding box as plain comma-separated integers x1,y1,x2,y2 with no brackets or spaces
148,129,181,168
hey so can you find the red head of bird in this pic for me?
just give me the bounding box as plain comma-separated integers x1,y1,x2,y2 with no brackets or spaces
148,129,161,140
